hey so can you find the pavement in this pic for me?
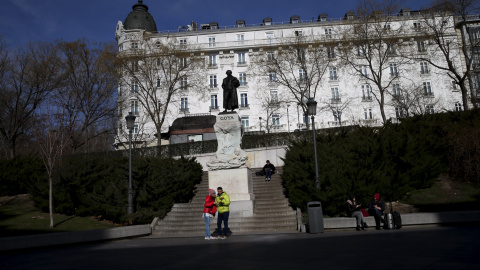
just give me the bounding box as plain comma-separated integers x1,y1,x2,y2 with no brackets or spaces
1,224,479,270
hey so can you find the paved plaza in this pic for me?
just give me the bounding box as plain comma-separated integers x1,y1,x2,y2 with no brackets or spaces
1,225,479,270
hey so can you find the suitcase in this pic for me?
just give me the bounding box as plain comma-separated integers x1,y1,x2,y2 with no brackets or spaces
384,213,394,229
392,211,402,229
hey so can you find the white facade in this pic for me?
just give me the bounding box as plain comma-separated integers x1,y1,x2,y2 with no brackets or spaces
115,8,469,146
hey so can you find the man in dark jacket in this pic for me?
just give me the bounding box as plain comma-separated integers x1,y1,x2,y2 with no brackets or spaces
368,193,385,230
263,160,275,181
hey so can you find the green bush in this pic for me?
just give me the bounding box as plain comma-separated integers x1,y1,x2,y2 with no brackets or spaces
0,155,46,196
281,111,480,217
31,153,202,224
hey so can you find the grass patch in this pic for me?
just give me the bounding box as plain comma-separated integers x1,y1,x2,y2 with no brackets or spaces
0,194,117,238
401,175,480,212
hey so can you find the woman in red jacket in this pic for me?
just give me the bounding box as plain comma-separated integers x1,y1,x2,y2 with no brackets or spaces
203,189,217,240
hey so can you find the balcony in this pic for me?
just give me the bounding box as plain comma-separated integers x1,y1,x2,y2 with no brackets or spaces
209,84,218,89
179,108,190,114
208,64,218,69
239,104,250,109
423,92,435,97
330,97,342,104
362,96,373,102
361,119,378,125
237,61,247,67
209,106,219,111
327,120,347,127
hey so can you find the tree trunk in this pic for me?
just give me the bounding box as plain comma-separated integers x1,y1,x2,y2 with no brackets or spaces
49,174,54,228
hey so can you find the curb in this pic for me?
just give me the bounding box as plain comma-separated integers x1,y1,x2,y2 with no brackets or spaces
0,225,151,252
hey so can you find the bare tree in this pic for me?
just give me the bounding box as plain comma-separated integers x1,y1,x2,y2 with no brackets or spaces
338,0,410,124
57,39,118,153
0,41,63,158
116,38,206,146
32,103,72,228
251,35,334,129
253,84,290,133
387,80,442,117
415,0,480,110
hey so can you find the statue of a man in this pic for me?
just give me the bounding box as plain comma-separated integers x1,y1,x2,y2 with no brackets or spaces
222,70,240,112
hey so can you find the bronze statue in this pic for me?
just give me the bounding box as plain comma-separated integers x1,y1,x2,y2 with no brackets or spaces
221,70,240,112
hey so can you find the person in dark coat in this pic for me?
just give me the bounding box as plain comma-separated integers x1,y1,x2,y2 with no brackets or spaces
221,70,240,112
347,194,368,231
262,160,275,181
368,193,385,230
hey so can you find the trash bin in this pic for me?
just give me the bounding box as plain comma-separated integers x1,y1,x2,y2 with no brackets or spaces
307,201,324,233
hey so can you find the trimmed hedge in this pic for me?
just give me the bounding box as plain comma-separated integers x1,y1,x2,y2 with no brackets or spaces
282,110,480,217
30,153,202,224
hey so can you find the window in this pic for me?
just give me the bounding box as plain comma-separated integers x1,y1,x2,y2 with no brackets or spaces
237,34,245,45
270,90,278,103
417,40,426,52
156,78,161,87
325,28,332,39
303,113,310,124
423,82,432,95
180,77,187,89
238,52,246,65
389,63,398,77
130,100,139,115
299,69,306,82
395,107,405,118
210,95,218,109
425,105,434,114
413,22,422,30
362,84,371,100
329,67,337,80
272,114,280,125
455,102,463,111
179,57,187,68
181,97,188,111
208,37,216,47
131,42,138,49
209,75,217,88
386,44,395,55
392,83,401,96
131,81,139,93
264,21,272,26
180,39,187,48
360,65,368,78
133,124,138,134
358,45,366,56
240,93,248,107
364,108,373,120
295,30,303,37
266,32,274,42
131,61,139,72
331,87,340,101
292,18,299,24
333,109,342,122
239,73,247,86
420,62,429,74
452,80,457,90
327,47,335,58
208,55,217,67
241,116,249,128
384,23,391,30
268,72,277,82
267,52,275,61
156,41,161,48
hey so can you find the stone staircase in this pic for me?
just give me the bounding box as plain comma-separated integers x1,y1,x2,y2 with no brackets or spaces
152,168,298,237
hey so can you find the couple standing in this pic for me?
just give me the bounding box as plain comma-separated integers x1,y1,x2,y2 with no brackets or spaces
203,187,230,240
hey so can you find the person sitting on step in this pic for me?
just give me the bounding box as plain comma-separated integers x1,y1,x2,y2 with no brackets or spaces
263,160,275,181
346,194,368,231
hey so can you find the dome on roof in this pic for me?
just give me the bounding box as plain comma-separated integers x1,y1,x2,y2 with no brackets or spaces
123,0,157,32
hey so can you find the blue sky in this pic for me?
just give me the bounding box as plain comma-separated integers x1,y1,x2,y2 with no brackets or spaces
1,0,432,47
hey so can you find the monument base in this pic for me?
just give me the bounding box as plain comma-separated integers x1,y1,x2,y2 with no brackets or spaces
209,167,254,217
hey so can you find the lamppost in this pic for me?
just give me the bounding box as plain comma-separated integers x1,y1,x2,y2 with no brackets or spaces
287,104,290,133
125,112,136,214
307,98,320,190
259,117,262,132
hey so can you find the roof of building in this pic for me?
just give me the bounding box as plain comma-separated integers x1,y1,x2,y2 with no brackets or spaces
123,0,157,32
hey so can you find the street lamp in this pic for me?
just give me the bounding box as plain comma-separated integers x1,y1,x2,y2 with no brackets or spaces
306,98,320,190
287,104,290,133
125,112,136,214
259,117,262,132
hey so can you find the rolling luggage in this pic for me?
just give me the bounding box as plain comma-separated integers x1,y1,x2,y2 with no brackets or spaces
392,211,402,229
384,213,394,229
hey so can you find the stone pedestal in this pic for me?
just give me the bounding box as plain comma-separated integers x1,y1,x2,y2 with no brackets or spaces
209,167,254,217
207,112,254,217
